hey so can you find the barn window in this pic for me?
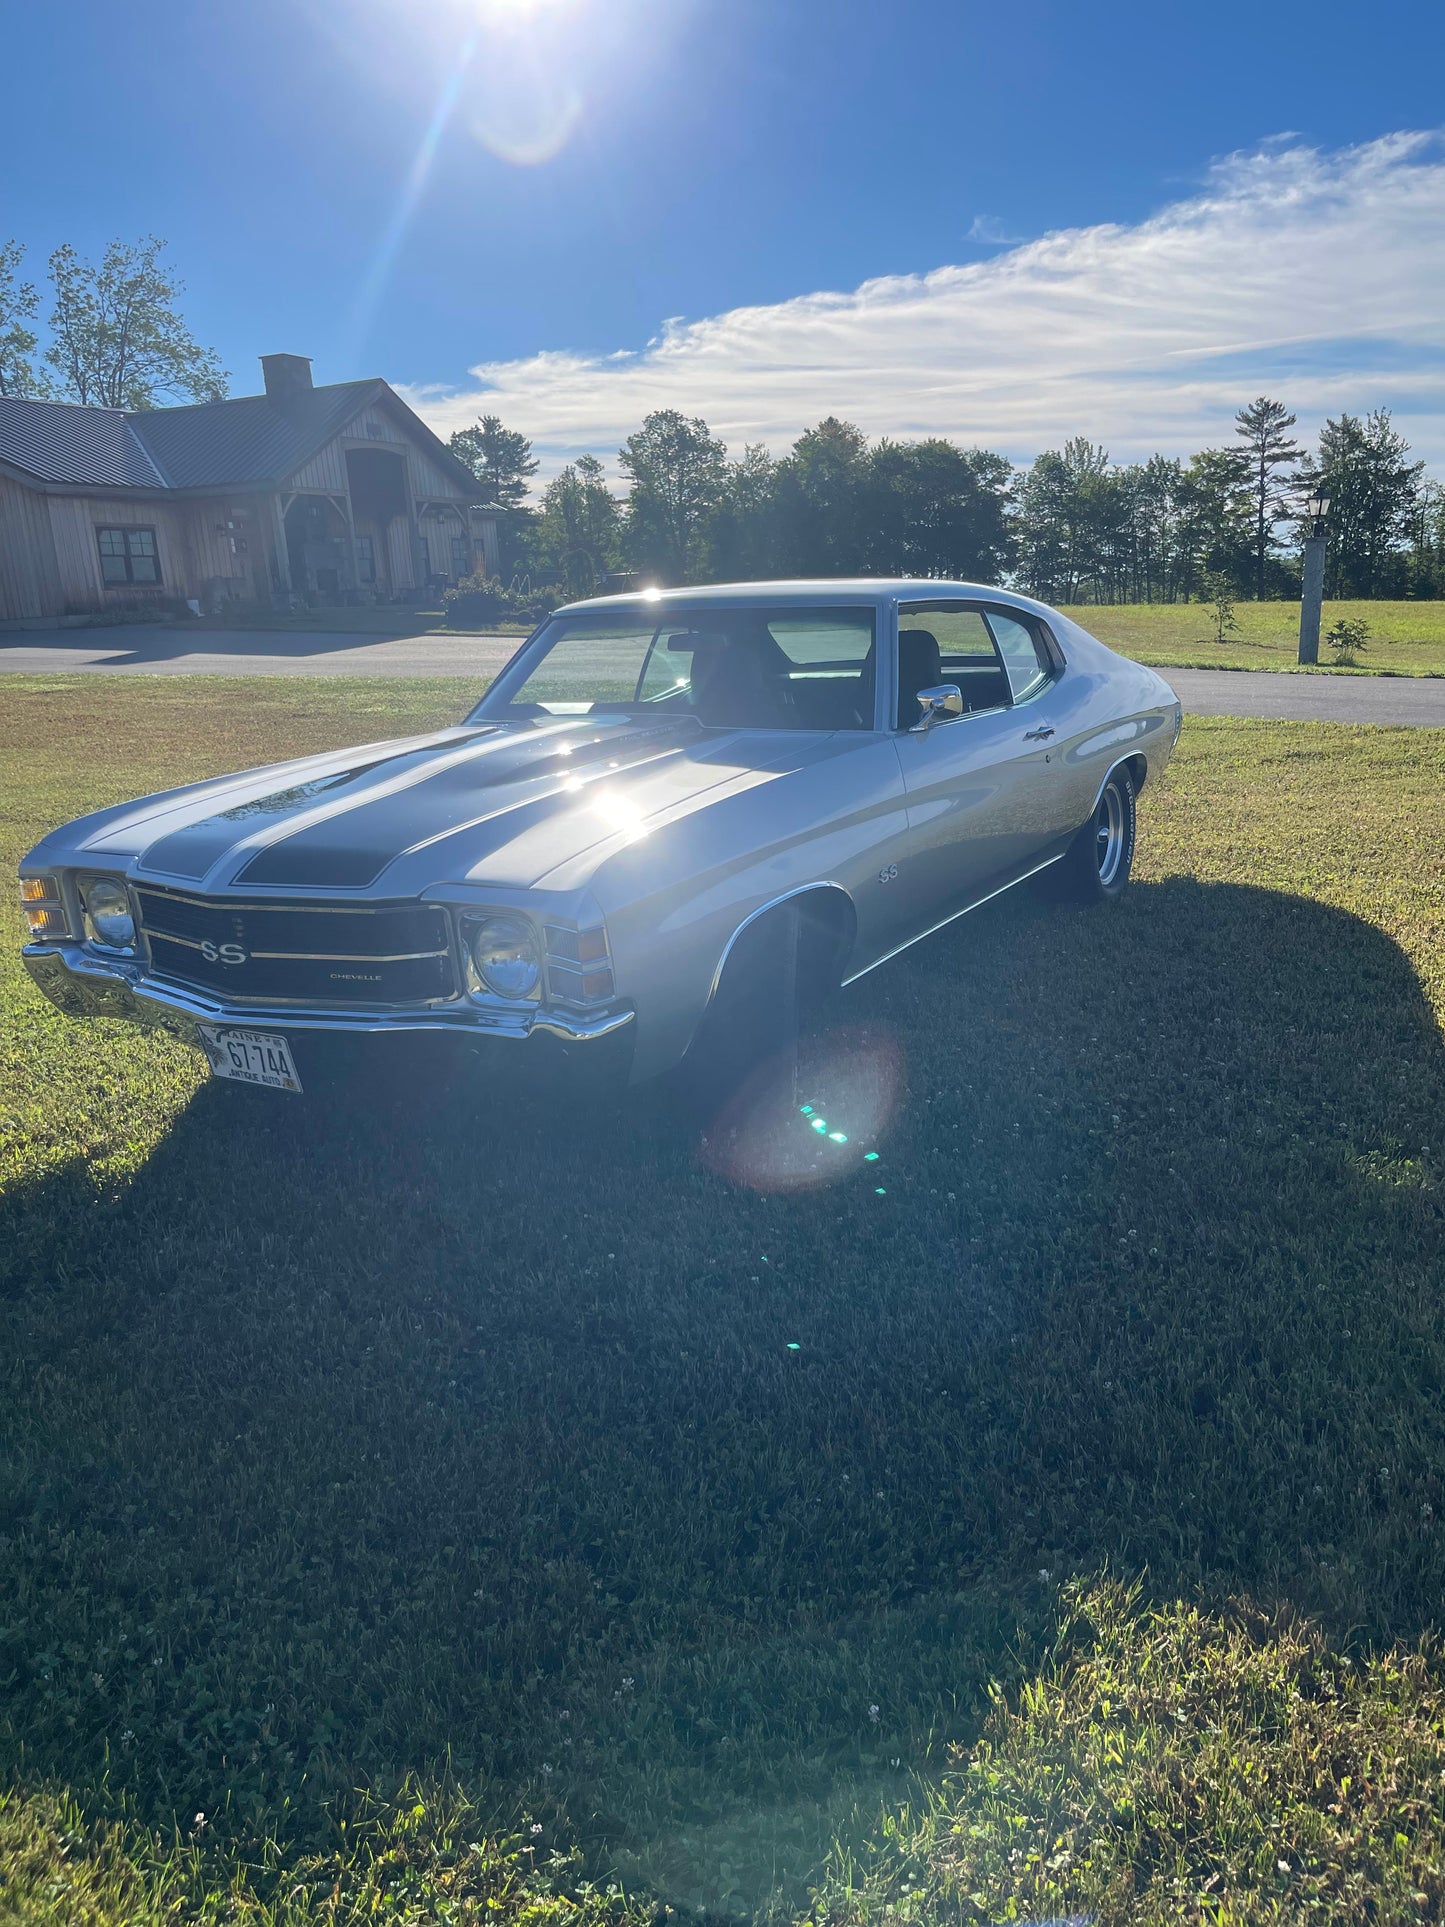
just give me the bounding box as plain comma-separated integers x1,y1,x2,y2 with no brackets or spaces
354,534,376,585
451,534,471,578
97,526,161,586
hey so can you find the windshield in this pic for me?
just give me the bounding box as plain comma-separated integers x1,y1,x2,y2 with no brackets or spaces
473,606,877,731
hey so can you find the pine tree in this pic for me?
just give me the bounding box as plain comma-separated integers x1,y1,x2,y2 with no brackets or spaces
447,416,539,510
1233,397,1303,599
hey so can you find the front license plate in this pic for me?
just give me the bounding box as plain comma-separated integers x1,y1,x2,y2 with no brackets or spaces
195,1025,303,1093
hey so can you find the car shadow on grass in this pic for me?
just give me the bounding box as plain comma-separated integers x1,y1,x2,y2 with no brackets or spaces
2,876,1444,1917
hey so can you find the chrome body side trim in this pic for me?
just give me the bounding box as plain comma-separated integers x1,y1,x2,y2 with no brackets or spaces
840,851,1066,986
704,880,856,1004
1088,749,1150,813
22,943,634,1045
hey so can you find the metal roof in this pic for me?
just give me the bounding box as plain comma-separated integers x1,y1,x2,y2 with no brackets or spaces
0,397,168,488
0,381,482,496
132,382,379,488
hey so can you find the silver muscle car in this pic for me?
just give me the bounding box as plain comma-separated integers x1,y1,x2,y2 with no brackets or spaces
19,580,1181,1097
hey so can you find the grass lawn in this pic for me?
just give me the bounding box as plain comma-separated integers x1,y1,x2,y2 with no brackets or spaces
3,680,1445,1923
1080,598,1445,677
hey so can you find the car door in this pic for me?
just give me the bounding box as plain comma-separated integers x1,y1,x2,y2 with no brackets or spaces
889,601,1076,932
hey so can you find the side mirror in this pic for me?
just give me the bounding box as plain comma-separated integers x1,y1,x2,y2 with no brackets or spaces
910,683,963,732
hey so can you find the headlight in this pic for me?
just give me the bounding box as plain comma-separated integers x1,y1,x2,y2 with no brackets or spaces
81,876,136,950
464,914,541,1000
19,874,69,941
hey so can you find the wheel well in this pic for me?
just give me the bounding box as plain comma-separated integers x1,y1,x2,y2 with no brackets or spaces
709,885,857,1006
1125,752,1148,795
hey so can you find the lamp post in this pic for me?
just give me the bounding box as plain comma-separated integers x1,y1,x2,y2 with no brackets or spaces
1297,490,1330,666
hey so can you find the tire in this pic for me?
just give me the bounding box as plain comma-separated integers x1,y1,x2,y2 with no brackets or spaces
1046,765,1137,905
683,899,841,1114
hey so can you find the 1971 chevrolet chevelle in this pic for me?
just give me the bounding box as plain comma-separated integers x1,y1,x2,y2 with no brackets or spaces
20,580,1181,1096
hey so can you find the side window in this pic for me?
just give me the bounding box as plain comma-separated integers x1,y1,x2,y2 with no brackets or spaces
97,526,161,586
898,604,1009,726
987,611,1052,702
637,626,697,703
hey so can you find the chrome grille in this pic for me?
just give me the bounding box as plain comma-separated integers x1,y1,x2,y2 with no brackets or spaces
134,887,456,1007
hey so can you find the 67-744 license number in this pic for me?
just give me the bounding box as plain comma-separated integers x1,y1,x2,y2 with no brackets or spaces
195,1025,303,1093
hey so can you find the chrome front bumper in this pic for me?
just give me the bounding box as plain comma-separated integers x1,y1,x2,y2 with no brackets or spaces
22,943,635,1047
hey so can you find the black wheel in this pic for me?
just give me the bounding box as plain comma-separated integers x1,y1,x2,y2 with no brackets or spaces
1046,765,1137,905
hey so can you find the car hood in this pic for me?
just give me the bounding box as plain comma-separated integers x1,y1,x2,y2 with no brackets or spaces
57,714,821,896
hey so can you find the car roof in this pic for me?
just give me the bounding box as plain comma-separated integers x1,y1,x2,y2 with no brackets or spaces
554,578,1057,619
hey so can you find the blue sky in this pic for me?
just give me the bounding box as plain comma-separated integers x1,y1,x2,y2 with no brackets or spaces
5,0,1445,472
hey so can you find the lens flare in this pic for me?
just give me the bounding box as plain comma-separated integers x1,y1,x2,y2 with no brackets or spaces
699,1027,903,1194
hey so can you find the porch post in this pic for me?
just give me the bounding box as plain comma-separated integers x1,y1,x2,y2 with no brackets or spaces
335,491,360,591
270,493,293,593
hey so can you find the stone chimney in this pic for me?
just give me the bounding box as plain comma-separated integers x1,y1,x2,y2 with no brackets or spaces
260,354,313,400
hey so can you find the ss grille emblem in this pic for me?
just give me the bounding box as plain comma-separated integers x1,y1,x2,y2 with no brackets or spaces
200,939,248,965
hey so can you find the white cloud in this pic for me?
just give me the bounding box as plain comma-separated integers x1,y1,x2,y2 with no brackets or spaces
406,133,1445,483
965,214,1027,245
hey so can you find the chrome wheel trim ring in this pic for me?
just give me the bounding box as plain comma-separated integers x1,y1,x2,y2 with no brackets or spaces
1095,780,1126,887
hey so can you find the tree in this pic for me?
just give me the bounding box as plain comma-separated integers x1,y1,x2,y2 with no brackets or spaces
1175,448,1253,599
619,410,727,582
448,415,539,509
1013,438,1114,602
1407,481,1445,599
862,439,1015,581
705,444,779,581
533,454,621,594
1234,397,1303,599
1200,570,1239,644
1105,456,1191,604
0,241,43,398
1302,410,1423,598
46,237,226,408
771,418,871,577
448,416,539,577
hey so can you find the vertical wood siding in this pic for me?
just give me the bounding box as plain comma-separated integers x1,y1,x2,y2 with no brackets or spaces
30,495,262,615
0,474,63,621
285,444,348,492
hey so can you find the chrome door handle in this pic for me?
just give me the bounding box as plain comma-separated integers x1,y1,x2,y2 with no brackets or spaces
1023,726,1055,741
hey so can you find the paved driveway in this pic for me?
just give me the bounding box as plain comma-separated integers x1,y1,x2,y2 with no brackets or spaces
0,624,520,679
1163,667,1445,726
4,625,1445,725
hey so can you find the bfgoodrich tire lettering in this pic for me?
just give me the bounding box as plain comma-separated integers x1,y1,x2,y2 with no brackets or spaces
1049,766,1137,905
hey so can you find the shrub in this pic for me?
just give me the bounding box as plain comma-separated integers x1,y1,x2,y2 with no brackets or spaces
442,573,556,629
1325,615,1371,665
442,571,508,627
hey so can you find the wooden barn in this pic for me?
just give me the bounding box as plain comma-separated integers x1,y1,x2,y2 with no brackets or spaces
0,354,500,627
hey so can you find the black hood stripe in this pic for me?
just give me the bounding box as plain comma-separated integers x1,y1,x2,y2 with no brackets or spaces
234,718,701,888
136,731,496,882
